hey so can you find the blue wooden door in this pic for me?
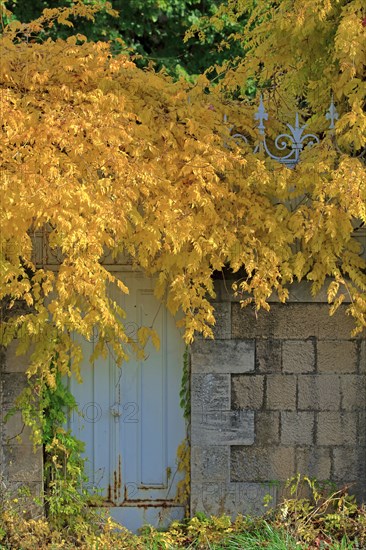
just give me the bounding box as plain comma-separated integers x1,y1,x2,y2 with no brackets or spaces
68,272,186,532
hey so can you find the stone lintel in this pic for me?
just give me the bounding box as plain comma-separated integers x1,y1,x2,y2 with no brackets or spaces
191,340,254,374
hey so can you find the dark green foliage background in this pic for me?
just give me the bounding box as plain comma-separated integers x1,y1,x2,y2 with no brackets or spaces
4,0,246,78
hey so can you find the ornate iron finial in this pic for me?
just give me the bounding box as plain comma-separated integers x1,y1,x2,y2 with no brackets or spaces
253,101,319,168
286,112,307,149
254,95,268,135
325,97,339,129
325,97,365,159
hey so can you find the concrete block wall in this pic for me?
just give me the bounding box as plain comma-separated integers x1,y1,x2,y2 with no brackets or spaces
190,287,366,517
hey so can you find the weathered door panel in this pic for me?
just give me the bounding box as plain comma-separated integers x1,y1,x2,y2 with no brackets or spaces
68,272,186,531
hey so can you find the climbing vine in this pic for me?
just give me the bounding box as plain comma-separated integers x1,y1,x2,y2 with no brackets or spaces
42,371,96,528
179,345,191,422
176,345,191,513
6,360,100,529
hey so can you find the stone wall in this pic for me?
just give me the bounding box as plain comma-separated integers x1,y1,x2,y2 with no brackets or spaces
1,279,366,521
0,341,43,515
190,285,366,517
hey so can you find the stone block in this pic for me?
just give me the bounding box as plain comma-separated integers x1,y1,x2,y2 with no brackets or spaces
231,446,295,482
349,482,366,504
212,279,236,303
333,447,366,483
317,306,362,340
3,445,43,482
266,375,296,410
191,410,254,446
191,481,277,518
358,411,366,446
298,375,341,411
191,373,230,413
359,340,366,373
1,480,44,519
296,446,331,480
1,373,28,406
282,281,352,304
231,303,276,339
255,411,280,446
231,374,264,410
214,279,355,305
282,340,315,374
2,410,33,444
191,446,229,482
272,304,321,339
341,375,366,410
211,302,231,339
281,412,315,445
255,339,282,373
3,341,31,373
318,340,357,373
263,303,356,340
316,412,357,446
222,482,277,516
190,340,255,374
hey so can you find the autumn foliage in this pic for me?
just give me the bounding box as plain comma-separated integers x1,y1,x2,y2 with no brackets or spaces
0,0,365,381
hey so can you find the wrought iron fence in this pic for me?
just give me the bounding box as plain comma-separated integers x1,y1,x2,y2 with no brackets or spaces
225,96,365,168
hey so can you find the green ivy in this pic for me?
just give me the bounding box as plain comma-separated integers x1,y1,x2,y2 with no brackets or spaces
42,371,93,528
179,345,190,421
